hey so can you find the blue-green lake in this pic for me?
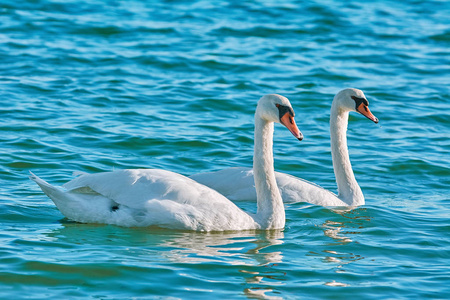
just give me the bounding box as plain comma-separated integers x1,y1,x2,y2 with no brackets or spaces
1,0,449,298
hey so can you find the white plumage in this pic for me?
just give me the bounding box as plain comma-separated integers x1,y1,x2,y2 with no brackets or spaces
30,94,302,231
190,88,379,207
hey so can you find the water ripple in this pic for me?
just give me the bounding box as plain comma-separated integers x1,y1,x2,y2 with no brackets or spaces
0,0,449,298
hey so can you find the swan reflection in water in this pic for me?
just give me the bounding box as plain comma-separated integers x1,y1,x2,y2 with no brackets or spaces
45,223,286,299
159,229,284,265
161,229,287,299
308,207,372,287
41,206,372,297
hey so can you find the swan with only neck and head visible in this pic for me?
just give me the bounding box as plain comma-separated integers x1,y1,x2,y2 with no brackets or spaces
190,88,379,207
30,94,302,231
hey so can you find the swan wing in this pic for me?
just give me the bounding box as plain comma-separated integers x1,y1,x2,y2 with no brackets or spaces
190,167,347,206
63,169,227,208
274,172,346,206
189,167,258,201
55,169,257,230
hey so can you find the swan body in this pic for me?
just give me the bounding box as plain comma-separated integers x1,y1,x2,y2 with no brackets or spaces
190,88,379,207
29,169,258,230
30,94,302,231
189,167,344,205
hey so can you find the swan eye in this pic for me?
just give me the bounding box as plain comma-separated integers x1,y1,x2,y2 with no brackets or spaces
351,95,369,108
276,104,295,121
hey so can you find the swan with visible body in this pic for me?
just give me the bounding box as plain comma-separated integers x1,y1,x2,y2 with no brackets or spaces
30,94,303,231
190,88,378,207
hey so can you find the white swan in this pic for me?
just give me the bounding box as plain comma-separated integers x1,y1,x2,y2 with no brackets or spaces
30,94,303,231
190,88,379,207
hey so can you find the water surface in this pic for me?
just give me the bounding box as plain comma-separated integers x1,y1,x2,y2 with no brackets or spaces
1,0,449,299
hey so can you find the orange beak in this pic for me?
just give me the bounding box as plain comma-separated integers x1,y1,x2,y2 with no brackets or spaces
356,103,379,123
280,113,303,141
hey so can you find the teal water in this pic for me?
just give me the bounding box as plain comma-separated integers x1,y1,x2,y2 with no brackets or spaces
1,0,449,298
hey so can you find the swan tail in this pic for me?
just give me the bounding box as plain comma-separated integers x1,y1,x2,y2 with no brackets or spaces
29,172,123,225
29,172,66,200
29,172,86,221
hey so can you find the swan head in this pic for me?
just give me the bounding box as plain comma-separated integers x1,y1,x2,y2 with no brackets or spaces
256,94,303,140
334,88,379,123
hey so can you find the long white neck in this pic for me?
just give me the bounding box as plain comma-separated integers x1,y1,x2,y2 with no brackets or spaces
253,116,285,229
330,102,364,206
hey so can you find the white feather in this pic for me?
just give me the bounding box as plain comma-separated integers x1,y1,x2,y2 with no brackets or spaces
190,88,378,207
30,94,301,231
